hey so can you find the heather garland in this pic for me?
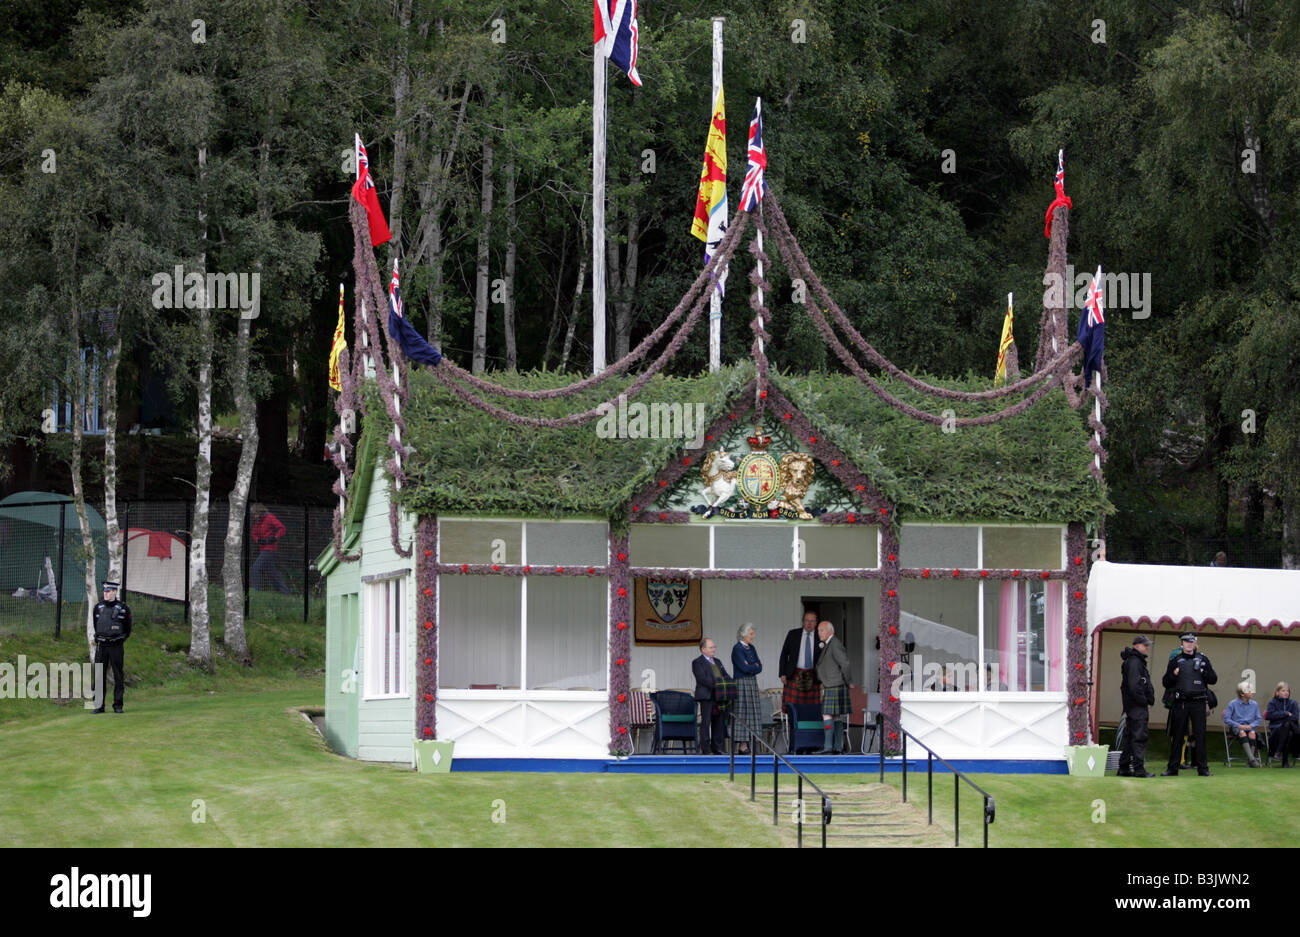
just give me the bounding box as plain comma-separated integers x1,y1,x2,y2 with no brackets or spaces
879,525,902,748
424,212,751,430
758,206,1082,427
763,195,1081,403
349,199,413,558
749,223,773,421
608,530,632,755
1066,523,1089,743
329,345,361,563
438,213,750,401
416,517,437,740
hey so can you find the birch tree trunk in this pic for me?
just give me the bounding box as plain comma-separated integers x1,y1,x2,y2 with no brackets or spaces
472,137,494,374
189,144,214,671
559,207,588,373
102,326,123,584
503,159,517,370
64,277,100,663
542,232,568,367
220,141,266,665
425,214,443,347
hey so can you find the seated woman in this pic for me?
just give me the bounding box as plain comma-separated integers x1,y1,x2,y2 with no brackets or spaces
1266,681,1300,768
1222,681,1263,767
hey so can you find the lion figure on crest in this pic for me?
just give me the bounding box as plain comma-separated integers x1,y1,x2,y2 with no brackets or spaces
773,453,816,519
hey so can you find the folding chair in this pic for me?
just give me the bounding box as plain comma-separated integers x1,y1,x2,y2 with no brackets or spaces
1223,722,1267,767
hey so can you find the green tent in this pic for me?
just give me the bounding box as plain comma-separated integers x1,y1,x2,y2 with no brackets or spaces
0,491,107,603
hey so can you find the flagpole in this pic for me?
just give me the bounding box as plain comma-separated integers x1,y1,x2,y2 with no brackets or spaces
1093,371,1102,474
391,259,403,490
708,16,725,373
592,47,607,375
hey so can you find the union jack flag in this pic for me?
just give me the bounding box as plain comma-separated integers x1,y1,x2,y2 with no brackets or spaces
594,0,641,86
389,259,404,319
1055,149,1065,192
1078,265,1106,386
739,98,767,212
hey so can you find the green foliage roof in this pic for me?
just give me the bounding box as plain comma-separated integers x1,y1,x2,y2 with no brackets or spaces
387,364,1111,524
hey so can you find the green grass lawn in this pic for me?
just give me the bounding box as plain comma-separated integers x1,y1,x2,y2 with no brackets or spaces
808,737,1300,848
0,682,792,847
4,609,1294,848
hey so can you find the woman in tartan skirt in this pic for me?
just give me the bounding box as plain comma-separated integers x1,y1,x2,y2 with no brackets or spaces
731,623,765,755
814,621,853,753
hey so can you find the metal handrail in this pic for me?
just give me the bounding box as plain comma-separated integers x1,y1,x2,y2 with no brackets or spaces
726,710,833,848
874,711,996,847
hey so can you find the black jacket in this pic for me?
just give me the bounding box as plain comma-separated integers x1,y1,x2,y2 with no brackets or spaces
778,627,822,680
1119,646,1155,710
92,599,132,644
692,655,732,702
1162,649,1216,701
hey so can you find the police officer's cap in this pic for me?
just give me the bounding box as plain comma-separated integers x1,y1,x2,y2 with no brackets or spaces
1179,631,1197,642
102,580,120,591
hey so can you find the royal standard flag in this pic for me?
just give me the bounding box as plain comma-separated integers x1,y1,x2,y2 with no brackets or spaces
328,282,346,391
994,292,1014,386
691,87,727,296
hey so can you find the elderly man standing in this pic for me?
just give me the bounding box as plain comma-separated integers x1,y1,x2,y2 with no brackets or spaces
814,621,852,754
692,638,732,755
779,610,822,708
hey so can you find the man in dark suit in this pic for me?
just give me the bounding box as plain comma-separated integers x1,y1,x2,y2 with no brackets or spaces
692,637,732,755
779,609,822,707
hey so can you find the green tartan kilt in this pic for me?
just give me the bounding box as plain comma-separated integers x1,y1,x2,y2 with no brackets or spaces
821,683,850,716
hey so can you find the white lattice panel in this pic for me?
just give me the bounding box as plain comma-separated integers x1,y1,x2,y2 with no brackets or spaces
900,693,1068,760
437,692,609,758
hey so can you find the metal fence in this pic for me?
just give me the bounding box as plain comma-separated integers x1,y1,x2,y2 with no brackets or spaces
1108,533,1285,570
0,499,333,637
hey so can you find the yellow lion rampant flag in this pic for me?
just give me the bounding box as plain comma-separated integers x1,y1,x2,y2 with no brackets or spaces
994,292,1014,386
691,87,727,295
328,282,346,391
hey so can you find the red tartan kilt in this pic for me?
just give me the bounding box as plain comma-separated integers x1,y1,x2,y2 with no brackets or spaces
782,670,822,706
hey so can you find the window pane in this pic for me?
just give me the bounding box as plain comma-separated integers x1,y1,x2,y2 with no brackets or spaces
799,525,877,569
438,576,521,689
526,522,607,566
439,520,522,565
365,577,406,696
899,525,978,569
898,580,979,691
982,526,1063,570
629,524,709,568
526,577,607,690
983,579,1059,691
715,525,793,569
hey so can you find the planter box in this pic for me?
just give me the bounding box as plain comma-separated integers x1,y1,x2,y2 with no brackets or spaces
414,739,455,774
1065,744,1108,777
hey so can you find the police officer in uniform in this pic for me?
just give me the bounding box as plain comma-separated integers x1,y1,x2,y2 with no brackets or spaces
1117,634,1156,777
1161,632,1216,776
91,580,133,714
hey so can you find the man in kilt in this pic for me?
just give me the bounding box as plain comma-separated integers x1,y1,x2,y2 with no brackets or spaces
815,621,853,753
779,610,823,707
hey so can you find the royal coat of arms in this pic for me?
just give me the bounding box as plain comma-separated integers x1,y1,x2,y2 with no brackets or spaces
696,426,819,520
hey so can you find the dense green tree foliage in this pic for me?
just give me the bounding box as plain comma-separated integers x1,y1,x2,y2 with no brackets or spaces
0,0,1294,564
